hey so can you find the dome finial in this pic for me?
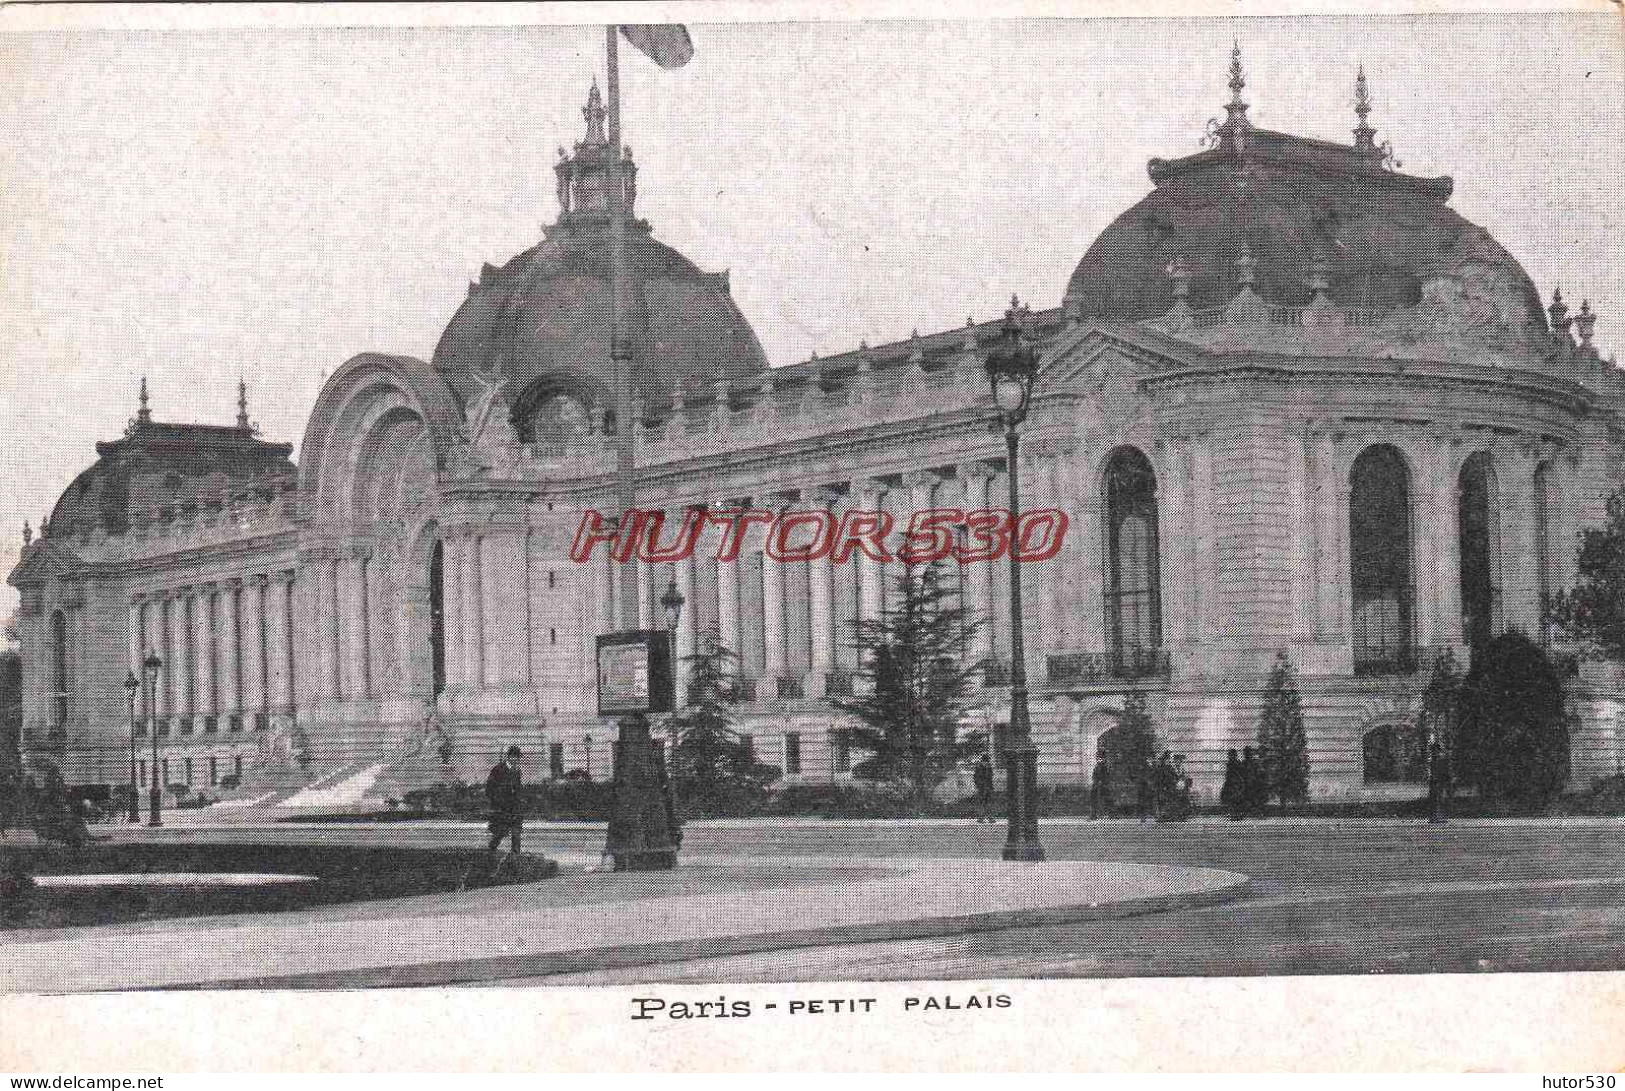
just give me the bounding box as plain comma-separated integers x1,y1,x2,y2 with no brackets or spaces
237,377,251,430
137,375,151,425
1353,65,1379,152
583,78,607,146
1225,39,1251,130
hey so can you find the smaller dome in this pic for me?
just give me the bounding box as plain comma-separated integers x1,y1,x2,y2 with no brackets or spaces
48,400,295,538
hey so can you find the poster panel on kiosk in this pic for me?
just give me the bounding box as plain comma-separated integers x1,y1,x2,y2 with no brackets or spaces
596,630,675,716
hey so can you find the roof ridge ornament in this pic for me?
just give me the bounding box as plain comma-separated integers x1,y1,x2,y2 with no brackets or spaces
1353,65,1403,170
1202,40,1252,151
237,377,253,431
583,79,608,146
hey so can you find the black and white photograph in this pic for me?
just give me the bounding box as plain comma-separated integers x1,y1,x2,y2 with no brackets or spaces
0,0,1622,1073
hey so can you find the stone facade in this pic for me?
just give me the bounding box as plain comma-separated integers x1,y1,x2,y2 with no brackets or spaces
11,68,1625,805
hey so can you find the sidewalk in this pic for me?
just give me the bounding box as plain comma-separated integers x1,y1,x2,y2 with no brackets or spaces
0,856,1249,992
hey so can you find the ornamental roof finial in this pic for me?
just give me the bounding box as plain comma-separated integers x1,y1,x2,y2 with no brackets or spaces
21,521,31,547
137,375,151,426
582,79,607,146
1225,39,1251,130
237,377,252,430
1353,65,1379,152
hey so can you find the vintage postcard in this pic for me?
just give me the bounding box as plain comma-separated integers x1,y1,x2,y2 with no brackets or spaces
0,0,1622,1073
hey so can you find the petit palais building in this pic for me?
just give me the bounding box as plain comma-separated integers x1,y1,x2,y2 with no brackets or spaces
10,63,1624,809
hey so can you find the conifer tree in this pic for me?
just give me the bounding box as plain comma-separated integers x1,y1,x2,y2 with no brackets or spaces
1117,690,1159,774
835,563,986,803
669,633,780,816
1257,651,1310,806
1550,486,1625,661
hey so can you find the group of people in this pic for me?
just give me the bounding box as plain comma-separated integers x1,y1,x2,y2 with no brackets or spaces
1219,747,1271,819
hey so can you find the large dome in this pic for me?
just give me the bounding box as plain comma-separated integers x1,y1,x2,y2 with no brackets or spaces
432,82,767,419
1065,115,1548,351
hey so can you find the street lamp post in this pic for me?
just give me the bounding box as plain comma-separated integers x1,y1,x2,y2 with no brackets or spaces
660,571,686,814
142,651,163,827
983,295,1045,862
123,671,140,822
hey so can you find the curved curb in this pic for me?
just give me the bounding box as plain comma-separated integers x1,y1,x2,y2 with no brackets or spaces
178,870,1252,990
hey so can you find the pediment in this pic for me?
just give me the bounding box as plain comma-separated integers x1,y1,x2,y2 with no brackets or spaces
1039,322,1199,393
6,541,84,588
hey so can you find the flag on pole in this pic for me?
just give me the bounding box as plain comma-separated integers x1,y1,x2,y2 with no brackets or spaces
619,24,693,69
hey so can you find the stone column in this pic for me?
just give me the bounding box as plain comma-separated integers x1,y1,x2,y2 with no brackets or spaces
636,552,652,630
267,571,295,712
957,465,994,663
459,531,484,690
1287,431,1314,645
1015,452,1052,683
1554,454,1583,594
174,588,195,718
807,485,839,693
1152,439,1187,650
341,552,370,700
195,585,218,719
1501,444,1541,634
715,503,741,655
219,579,241,715
1313,433,1343,641
760,496,788,682
159,594,176,717
128,597,144,679
1191,436,1218,645
855,478,887,626
675,545,697,662
241,575,266,713
480,526,529,688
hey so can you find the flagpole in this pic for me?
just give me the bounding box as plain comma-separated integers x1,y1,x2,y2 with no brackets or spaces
606,24,639,631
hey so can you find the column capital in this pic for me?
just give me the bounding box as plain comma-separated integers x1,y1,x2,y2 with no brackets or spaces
274,568,297,585
854,476,889,501
807,483,846,508
222,576,245,591
764,490,800,510
901,469,941,491
958,460,997,485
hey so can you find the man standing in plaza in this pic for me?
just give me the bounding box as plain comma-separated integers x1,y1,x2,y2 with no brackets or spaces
486,745,526,855
1427,740,1452,825
973,752,995,823
1089,754,1110,819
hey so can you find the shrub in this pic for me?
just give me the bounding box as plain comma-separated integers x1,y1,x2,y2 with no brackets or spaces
1456,632,1571,810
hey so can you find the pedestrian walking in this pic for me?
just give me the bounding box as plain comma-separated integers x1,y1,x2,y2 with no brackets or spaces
1219,748,1242,819
1136,758,1155,823
973,752,995,823
1089,755,1110,819
485,745,525,855
1427,741,1452,825
1153,751,1176,822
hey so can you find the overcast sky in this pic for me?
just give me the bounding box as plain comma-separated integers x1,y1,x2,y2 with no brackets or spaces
2,8,1621,628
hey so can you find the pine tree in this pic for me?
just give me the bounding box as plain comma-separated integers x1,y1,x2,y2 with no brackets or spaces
1257,651,1310,806
669,633,780,816
834,563,986,804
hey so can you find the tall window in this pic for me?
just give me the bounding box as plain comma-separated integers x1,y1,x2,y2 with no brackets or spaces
50,610,68,732
1458,452,1500,649
1104,448,1162,672
1350,445,1415,674
429,540,446,697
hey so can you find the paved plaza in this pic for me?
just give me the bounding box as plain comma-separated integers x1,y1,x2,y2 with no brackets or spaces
5,814,1625,990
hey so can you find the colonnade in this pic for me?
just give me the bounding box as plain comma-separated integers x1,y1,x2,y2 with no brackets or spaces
129,571,297,731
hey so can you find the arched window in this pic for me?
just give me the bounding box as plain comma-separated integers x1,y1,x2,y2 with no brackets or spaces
516,392,593,452
1458,452,1501,649
1350,445,1415,674
1104,448,1162,674
428,540,446,697
1534,462,1553,645
50,609,68,732
1362,722,1428,783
